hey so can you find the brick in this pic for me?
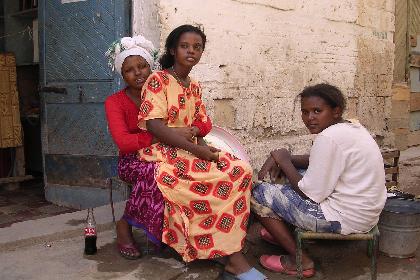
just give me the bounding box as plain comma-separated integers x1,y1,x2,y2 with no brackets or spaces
391,101,410,117
410,54,420,68
393,127,410,135
389,118,409,129
394,135,408,151
392,84,410,101
410,93,420,112
408,130,420,146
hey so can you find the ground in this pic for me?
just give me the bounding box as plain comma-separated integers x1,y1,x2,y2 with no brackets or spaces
0,203,419,280
0,147,419,279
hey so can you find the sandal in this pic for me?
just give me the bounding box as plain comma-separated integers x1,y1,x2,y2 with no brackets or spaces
117,242,142,260
222,267,267,280
260,227,279,245
260,255,315,278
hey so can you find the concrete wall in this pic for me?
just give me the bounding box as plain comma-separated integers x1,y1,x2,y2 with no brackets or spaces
133,0,395,169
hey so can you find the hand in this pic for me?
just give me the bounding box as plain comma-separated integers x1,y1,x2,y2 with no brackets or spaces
193,145,219,162
171,127,196,142
270,148,291,166
258,156,278,181
208,146,221,153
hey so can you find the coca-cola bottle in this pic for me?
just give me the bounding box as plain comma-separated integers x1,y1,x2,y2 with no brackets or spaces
84,208,97,255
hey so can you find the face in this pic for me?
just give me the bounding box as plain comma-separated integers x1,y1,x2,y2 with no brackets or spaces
170,32,204,68
301,96,342,134
121,55,151,90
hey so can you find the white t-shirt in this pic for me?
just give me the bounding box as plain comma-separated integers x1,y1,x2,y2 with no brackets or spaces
298,122,386,235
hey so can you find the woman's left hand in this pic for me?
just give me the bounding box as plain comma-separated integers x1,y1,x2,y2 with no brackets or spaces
270,148,292,166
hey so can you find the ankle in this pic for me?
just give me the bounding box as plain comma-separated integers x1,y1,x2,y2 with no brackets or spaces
225,253,251,275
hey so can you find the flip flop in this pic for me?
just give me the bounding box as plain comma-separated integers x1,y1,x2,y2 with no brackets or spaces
222,267,267,280
260,227,279,245
117,242,142,260
260,255,315,278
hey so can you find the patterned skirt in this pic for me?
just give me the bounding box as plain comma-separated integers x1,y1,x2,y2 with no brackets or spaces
118,153,164,247
139,144,252,262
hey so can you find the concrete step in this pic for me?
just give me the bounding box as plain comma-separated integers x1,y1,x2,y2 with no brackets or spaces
0,201,125,252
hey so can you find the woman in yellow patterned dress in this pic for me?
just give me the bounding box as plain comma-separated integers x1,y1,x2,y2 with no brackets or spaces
137,25,267,280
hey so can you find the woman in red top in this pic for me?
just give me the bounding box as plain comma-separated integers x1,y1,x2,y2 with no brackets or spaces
105,35,212,259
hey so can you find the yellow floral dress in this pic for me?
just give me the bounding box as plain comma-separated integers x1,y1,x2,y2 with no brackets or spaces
138,70,252,262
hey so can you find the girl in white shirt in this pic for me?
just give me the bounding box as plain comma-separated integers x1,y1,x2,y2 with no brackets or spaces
252,83,386,278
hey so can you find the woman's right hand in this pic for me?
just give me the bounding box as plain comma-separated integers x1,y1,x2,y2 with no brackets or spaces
170,127,196,142
192,145,219,162
258,156,279,181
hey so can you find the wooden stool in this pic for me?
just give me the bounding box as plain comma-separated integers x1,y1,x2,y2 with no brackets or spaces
295,225,379,279
381,149,400,187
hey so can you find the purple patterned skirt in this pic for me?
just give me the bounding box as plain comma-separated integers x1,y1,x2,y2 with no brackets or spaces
118,153,164,247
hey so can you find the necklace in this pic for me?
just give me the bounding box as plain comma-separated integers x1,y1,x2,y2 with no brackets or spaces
171,66,190,87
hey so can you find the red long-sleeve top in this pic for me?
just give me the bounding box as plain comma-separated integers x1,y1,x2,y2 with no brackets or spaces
105,88,212,155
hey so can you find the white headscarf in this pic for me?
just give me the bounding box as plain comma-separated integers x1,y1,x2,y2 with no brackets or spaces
105,35,157,75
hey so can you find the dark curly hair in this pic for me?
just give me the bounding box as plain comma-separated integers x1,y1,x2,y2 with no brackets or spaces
159,24,207,69
299,83,346,111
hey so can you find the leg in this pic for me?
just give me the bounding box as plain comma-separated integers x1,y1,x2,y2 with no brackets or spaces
295,229,303,279
224,251,251,275
116,218,141,259
223,251,267,279
371,235,378,280
257,215,314,270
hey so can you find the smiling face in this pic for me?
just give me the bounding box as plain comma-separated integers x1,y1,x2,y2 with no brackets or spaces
170,32,204,68
301,96,343,134
121,55,151,91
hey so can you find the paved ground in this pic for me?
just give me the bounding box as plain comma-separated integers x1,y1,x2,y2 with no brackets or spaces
0,202,419,280
0,146,419,279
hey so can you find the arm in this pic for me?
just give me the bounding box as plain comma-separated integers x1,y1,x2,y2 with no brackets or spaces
105,96,153,153
291,154,309,169
270,149,308,198
297,136,344,203
146,119,218,161
191,86,213,137
258,152,309,181
192,117,213,137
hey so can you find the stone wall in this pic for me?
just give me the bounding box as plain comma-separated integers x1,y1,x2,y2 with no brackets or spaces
133,0,395,170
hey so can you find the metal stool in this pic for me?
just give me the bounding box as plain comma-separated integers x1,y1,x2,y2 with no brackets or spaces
295,225,379,280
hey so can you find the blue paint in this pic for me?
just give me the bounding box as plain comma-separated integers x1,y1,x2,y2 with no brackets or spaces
39,0,131,208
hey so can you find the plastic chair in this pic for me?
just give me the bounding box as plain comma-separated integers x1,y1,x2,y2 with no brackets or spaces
295,225,379,280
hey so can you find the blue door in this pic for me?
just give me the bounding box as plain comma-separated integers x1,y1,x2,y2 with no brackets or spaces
38,0,130,208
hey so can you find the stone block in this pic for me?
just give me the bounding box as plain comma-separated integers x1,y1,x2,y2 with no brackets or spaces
391,100,410,118
392,83,410,101
357,97,387,135
389,117,409,130
394,135,408,151
410,93,420,112
408,130,420,147
271,97,303,135
234,99,256,130
344,97,358,119
213,99,235,128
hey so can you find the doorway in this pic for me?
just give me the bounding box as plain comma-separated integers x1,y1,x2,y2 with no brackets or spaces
0,0,75,227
